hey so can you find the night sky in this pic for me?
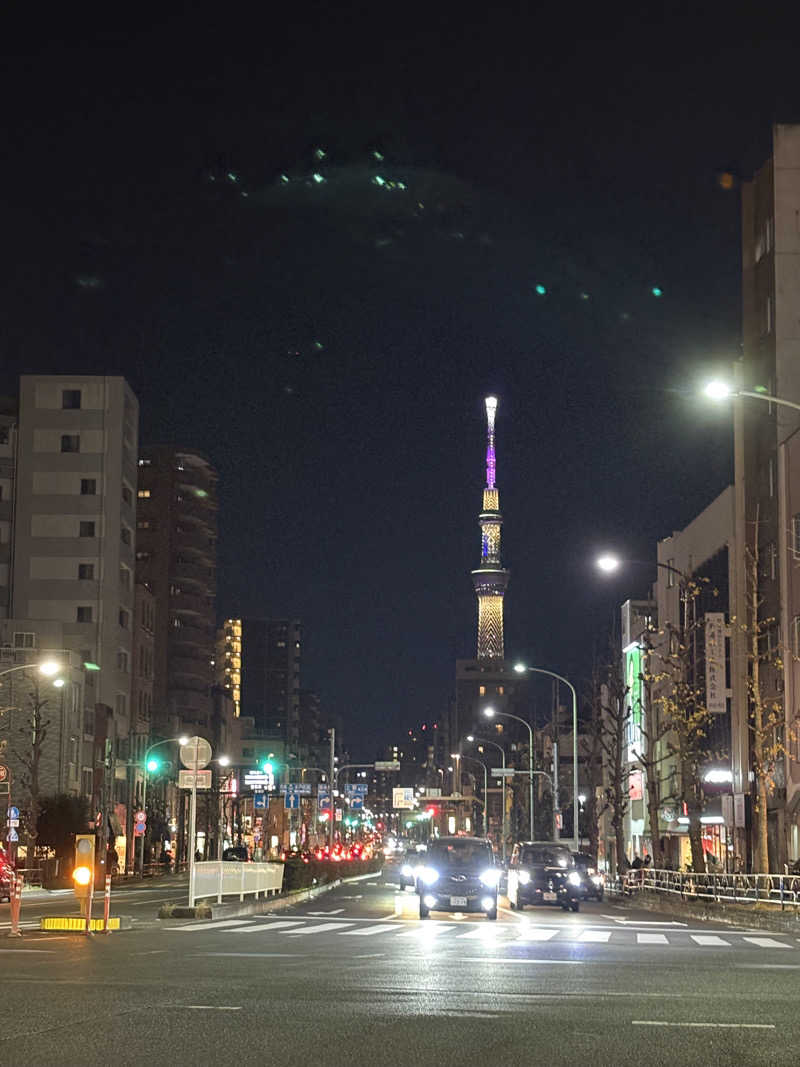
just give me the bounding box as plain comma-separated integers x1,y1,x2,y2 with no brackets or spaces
2,9,797,755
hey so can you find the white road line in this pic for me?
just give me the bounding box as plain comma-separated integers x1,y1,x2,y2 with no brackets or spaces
184,1006,242,1011
636,933,669,945
306,909,344,916
396,924,455,938
577,929,611,943
165,919,254,932
286,922,353,935
515,928,559,941
462,957,582,965
456,926,501,939
632,1021,775,1029
229,920,304,934
339,924,399,936
743,936,791,949
690,934,730,947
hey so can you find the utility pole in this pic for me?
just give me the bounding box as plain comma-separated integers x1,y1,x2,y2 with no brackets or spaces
328,727,335,852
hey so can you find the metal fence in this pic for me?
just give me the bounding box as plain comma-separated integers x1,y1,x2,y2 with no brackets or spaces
190,860,285,906
608,867,800,909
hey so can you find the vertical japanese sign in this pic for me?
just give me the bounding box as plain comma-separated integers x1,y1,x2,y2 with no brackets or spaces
705,612,726,714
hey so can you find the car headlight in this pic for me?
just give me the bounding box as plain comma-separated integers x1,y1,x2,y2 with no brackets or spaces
591,874,603,886
480,868,500,888
518,870,531,885
567,871,582,887
418,866,439,886
401,864,414,877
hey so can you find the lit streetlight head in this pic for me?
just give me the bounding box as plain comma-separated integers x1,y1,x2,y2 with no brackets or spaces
218,755,230,767
466,735,475,742
578,793,587,804
704,380,733,401
52,677,65,688
596,553,621,574
483,707,496,719
513,662,527,674
450,753,460,760
38,659,61,677
178,735,190,746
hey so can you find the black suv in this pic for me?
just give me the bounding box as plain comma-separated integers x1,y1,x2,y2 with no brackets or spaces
416,836,499,920
571,851,605,901
507,841,583,912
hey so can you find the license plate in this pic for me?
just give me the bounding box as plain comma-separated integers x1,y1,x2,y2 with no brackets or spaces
450,896,468,907
543,892,557,902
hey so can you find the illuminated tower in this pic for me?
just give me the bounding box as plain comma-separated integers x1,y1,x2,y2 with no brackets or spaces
471,396,509,660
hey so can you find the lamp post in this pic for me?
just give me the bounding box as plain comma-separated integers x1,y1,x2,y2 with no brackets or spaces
139,735,189,874
458,754,488,834
465,734,508,862
513,664,580,851
483,706,534,841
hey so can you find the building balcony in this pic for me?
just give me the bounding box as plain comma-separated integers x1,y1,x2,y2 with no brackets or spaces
173,526,216,557
170,591,210,616
171,559,214,586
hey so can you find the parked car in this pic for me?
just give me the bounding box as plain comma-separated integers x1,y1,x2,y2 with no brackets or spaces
506,841,583,912
571,851,605,901
222,846,250,862
416,836,499,919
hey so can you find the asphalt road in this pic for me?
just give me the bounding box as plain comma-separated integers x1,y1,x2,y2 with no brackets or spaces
2,874,799,1067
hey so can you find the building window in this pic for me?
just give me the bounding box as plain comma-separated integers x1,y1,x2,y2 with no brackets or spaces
62,389,81,409
137,520,150,530
769,457,776,498
119,609,130,628
122,485,133,506
115,694,126,718
80,478,96,496
138,489,151,498
76,606,93,623
136,550,151,561
120,525,131,545
13,632,35,649
78,563,94,580
666,559,676,588
61,434,80,453
79,521,96,538
138,458,151,467
117,650,129,672
119,566,131,590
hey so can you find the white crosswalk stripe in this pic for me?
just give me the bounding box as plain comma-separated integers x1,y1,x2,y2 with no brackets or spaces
456,926,501,939
229,920,304,934
340,924,399,937
577,929,611,943
637,933,669,945
516,927,559,941
167,919,255,932
286,922,353,935
743,937,792,949
690,934,730,946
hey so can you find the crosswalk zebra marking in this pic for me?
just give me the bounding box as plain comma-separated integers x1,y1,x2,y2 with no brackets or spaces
743,937,792,949
340,924,399,937
229,920,304,934
690,934,730,947
516,927,559,941
637,933,669,945
287,922,353,936
577,929,612,942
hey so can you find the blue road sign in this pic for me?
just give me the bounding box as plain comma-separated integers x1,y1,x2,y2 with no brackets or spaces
350,797,364,810
7,806,19,820
7,828,18,842
284,791,300,810
253,792,267,808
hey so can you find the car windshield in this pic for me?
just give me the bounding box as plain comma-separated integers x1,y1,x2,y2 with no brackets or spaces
573,853,594,867
428,840,493,869
521,846,573,867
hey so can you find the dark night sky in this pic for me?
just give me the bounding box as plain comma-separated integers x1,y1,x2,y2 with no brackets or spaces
2,7,797,755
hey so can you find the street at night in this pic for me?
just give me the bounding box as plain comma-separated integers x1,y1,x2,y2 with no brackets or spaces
3,877,799,1066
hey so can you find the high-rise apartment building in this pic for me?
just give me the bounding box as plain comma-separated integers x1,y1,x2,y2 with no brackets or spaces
735,124,800,868
0,399,16,615
239,618,301,746
10,376,139,731
216,617,242,717
135,447,218,736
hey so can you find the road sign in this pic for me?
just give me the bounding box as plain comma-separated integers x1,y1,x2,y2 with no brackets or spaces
180,737,212,771
6,819,19,828
280,782,312,795
491,768,515,777
284,792,299,810
345,783,368,796
253,792,267,808
7,828,18,842
134,810,146,823
375,760,400,771
0,766,8,783
244,771,272,789
392,787,415,810
133,821,146,837
350,797,363,810
7,806,19,820
178,769,211,790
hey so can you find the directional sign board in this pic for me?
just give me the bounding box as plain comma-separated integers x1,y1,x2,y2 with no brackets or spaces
7,828,18,842
392,787,415,810
280,783,312,795
180,737,212,771
7,806,19,820
491,768,515,777
178,769,212,790
350,797,364,810
284,791,300,810
345,784,368,796
253,792,267,808
375,761,400,771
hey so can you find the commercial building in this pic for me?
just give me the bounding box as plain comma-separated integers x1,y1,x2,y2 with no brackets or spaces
135,447,218,737
238,618,301,747
735,123,800,867
0,400,16,615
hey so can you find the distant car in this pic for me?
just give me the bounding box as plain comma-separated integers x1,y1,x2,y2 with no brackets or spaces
506,841,582,912
571,851,605,901
222,846,250,862
416,836,499,920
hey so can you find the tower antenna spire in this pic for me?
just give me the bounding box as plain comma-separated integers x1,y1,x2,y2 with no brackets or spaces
471,395,509,660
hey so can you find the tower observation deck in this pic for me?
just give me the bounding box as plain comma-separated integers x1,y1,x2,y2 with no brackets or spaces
471,396,509,660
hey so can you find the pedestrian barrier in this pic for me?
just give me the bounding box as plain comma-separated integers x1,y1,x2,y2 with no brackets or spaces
608,867,800,909
190,860,285,906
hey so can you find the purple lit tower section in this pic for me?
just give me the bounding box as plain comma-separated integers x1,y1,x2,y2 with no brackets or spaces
471,396,509,660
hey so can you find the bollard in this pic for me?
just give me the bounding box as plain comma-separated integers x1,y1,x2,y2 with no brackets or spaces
7,876,23,938
103,874,112,934
84,875,95,936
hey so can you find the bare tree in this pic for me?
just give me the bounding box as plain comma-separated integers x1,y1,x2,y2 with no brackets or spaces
579,656,609,864
10,678,52,858
597,639,631,876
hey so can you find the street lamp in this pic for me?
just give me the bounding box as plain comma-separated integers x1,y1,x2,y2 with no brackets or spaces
514,663,580,851
465,734,508,862
459,754,488,835
0,658,63,680
703,380,800,413
483,706,534,840
138,735,189,874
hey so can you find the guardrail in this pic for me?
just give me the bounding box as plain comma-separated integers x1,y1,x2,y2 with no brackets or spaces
609,868,800,909
190,860,285,906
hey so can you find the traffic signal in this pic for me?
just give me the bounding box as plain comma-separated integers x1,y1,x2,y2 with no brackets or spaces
73,834,95,903
145,757,161,773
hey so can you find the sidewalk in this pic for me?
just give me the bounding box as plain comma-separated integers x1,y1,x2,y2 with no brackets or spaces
617,887,800,934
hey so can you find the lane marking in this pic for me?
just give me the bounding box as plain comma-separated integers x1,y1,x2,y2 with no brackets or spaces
396,924,455,938
287,922,354,936
631,1021,775,1029
607,918,687,927
736,963,800,970
340,924,399,937
184,1005,242,1011
690,934,730,947
461,957,582,965
307,909,345,916
0,948,56,954
515,928,559,941
229,921,304,934
578,929,611,943
165,919,253,932
190,952,300,959
637,933,668,945
456,926,500,939
743,937,791,949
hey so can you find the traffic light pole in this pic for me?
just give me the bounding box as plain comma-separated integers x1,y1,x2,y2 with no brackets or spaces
328,728,336,853
188,737,199,907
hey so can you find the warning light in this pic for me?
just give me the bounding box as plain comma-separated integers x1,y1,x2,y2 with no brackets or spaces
73,866,92,886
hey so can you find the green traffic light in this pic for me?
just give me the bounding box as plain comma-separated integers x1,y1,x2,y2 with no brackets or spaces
146,757,160,773
261,760,274,775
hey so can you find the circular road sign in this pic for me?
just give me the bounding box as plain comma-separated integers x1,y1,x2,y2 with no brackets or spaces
180,736,212,770
134,810,146,823
0,765,8,782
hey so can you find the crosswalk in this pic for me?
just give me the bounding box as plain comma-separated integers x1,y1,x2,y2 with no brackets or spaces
164,917,799,951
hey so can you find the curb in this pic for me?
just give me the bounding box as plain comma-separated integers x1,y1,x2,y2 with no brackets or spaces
615,889,800,933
